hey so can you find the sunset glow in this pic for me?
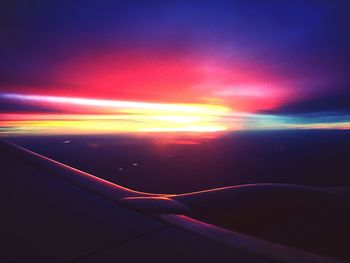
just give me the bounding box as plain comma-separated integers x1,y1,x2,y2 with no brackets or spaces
1,92,349,136
1,1,350,137
0,93,232,135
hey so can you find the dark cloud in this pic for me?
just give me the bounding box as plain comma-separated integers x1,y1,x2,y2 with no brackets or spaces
0,97,61,113
266,88,350,114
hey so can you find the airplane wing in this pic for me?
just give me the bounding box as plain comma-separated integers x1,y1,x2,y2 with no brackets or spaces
0,140,344,263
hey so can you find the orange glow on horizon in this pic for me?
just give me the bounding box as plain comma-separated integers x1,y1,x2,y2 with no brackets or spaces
1,93,349,137
0,93,234,135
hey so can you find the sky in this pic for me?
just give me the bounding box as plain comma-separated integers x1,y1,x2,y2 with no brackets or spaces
1,0,350,135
